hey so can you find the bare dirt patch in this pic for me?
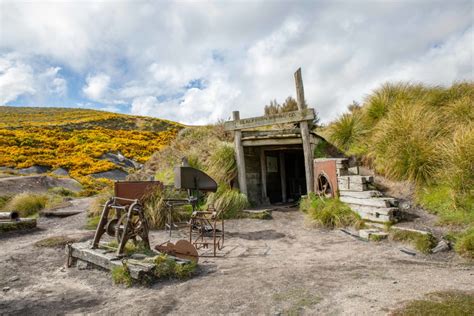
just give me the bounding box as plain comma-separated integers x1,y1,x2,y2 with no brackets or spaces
0,200,473,315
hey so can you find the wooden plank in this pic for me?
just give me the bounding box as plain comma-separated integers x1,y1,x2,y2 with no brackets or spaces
279,152,287,203
242,138,303,147
295,68,314,193
346,204,399,216
340,196,398,207
338,175,373,184
260,148,268,202
233,111,247,196
224,109,315,131
339,190,383,199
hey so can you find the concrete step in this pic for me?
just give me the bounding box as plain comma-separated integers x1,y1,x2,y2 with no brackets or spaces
339,190,383,199
356,210,396,223
338,183,368,192
340,196,399,208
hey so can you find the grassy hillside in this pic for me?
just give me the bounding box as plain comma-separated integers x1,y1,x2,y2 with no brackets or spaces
324,82,473,253
0,106,182,193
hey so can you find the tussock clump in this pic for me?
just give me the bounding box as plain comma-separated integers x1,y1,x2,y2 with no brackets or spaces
453,227,474,259
142,186,189,229
207,142,237,185
390,229,437,254
111,264,132,287
300,193,364,229
327,111,367,154
5,192,48,217
370,102,442,184
205,184,249,219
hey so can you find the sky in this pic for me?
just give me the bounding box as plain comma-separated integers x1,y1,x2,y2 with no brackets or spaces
0,0,472,125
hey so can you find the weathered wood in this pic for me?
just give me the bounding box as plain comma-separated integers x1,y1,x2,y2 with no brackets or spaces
0,212,19,221
338,175,373,184
346,204,399,216
68,242,155,280
0,218,36,232
242,129,301,138
339,190,383,199
279,152,287,203
233,111,247,196
295,68,314,193
340,196,398,208
390,226,430,235
242,138,303,147
337,182,368,192
224,109,315,131
260,148,268,202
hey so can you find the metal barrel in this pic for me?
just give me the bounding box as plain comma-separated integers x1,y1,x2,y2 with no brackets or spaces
0,211,20,221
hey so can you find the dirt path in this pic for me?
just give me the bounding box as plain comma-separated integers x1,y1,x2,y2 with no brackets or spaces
0,201,473,315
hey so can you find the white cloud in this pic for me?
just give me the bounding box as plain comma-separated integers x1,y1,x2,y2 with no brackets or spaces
83,73,111,101
1,1,472,123
0,56,35,104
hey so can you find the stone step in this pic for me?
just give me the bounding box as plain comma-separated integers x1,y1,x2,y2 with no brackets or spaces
339,190,383,199
340,196,398,208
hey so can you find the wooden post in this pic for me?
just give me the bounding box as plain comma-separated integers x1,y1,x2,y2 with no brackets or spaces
279,152,287,203
233,111,247,196
294,68,314,193
260,148,268,203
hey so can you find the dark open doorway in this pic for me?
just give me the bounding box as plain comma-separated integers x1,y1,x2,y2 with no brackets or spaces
265,149,307,204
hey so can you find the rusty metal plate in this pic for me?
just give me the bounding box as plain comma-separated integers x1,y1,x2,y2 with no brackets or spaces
114,181,163,203
314,159,338,197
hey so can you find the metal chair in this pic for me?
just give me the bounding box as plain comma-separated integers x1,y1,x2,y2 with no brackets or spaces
188,204,224,256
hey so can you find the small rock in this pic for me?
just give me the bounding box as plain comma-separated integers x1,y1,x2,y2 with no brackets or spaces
432,240,450,253
130,253,147,260
2,287,10,292
8,276,19,282
393,281,398,284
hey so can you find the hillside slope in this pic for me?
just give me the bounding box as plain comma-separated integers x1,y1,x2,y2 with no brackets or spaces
0,106,182,193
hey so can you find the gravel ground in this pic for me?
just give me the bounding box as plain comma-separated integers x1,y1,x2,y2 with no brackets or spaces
0,199,473,315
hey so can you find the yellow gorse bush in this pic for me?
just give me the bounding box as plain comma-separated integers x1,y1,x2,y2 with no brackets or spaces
0,107,182,193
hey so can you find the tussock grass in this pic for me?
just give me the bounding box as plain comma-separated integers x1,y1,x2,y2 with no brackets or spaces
326,81,473,235
153,254,197,280
4,192,48,217
207,142,237,185
205,184,249,219
111,264,132,287
142,186,189,229
300,193,364,229
371,102,441,184
391,291,474,316
48,186,77,197
453,227,474,259
390,230,437,254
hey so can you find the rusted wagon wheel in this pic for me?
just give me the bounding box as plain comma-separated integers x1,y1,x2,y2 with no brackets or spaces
316,172,334,198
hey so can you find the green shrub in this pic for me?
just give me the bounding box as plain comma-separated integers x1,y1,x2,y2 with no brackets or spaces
85,215,100,230
88,191,113,217
390,229,437,254
454,227,474,259
48,186,77,197
111,264,132,287
205,184,249,219
5,192,48,217
300,193,364,229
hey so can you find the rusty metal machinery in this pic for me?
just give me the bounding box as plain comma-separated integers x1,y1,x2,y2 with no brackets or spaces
91,181,162,257
155,240,199,263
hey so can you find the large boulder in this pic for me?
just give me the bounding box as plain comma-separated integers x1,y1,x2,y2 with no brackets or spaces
17,165,51,175
101,152,142,169
90,169,128,181
0,175,81,195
